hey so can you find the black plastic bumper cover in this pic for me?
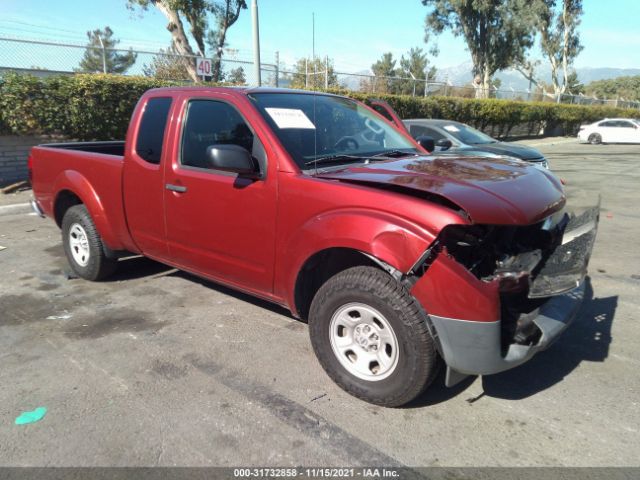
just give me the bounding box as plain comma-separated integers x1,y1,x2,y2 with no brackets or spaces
432,281,585,385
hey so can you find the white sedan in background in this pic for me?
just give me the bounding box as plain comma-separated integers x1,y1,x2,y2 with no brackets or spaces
578,118,640,144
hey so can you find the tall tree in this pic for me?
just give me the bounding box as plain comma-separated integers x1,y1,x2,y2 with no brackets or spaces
422,0,535,98
289,57,338,90
77,27,137,74
370,52,397,93
395,47,437,95
127,0,246,82
536,0,583,95
207,0,247,82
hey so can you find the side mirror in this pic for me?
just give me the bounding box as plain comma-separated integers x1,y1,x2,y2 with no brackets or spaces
435,138,453,151
416,135,435,152
206,144,259,178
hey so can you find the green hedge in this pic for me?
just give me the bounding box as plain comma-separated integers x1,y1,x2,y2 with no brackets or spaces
0,72,637,140
0,73,178,140
345,91,638,137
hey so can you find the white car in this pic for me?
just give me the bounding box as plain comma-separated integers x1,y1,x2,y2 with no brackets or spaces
578,118,640,144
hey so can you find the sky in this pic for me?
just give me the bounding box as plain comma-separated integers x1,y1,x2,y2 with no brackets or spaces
1,0,639,74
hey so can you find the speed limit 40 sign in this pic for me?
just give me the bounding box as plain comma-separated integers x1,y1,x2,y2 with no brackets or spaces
196,57,212,77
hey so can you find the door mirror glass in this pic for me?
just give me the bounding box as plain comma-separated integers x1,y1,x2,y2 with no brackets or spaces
416,135,435,152
435,138,453,151
206,144,258,177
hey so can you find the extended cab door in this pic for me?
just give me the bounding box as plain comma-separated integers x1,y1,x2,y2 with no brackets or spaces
369,99,411,135
122,95,173,259
162,93,277,294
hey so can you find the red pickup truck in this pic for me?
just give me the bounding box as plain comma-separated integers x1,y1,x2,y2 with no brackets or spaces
29,87,598,406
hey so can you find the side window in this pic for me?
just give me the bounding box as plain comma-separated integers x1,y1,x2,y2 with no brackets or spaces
599,121,615,128
181,100,254,170
409,125,428,137
136,97,172,164
409,125,445,141
618,121,634,128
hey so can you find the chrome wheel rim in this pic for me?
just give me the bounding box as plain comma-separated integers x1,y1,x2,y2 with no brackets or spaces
329,302,399,381
69,223,90,267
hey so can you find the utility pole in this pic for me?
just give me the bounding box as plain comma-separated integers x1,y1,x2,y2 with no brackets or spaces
275,51,279,88
97,33,107,74
312,12,315,90
424,72,428,97
325,55,329,89
251,0,262,86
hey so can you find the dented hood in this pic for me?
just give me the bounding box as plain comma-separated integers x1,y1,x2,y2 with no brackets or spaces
315,155,566,225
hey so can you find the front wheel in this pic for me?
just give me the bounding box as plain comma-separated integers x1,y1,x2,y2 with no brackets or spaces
62,205,117,281
308,266,438,407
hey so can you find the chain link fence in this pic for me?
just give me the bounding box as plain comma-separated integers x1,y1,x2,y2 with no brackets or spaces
1,36,639,110
0,36,278,86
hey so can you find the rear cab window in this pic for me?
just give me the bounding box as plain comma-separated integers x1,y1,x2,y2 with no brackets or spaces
135,97,172,164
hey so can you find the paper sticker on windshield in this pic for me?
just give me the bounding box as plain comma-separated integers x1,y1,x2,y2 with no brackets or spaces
265,108,316,129
443,125,460,132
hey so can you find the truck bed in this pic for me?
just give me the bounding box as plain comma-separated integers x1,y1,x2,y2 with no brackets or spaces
30,141,134,252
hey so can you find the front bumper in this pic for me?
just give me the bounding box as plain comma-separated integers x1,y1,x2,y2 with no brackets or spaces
431,281,584,384
410,203,599,386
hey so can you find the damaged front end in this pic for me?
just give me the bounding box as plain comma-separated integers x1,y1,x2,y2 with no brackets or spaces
409,201,599,385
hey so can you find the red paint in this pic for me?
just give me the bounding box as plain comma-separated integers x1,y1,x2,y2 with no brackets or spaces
31,86,566,320
368,99,412,137
411,250,500,322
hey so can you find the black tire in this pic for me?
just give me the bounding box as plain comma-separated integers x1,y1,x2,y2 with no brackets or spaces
61,205,117,281
308,266,438,407
588,133,602,145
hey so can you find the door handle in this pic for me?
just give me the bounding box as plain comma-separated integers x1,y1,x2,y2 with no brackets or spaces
165,183,187,193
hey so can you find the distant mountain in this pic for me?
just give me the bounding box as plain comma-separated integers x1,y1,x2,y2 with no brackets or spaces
435,62,640,92
336,60,640,95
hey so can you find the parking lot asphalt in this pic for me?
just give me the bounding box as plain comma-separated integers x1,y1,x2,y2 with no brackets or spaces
0,141,639,467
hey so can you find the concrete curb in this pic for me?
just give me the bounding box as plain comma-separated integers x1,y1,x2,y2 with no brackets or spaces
0,203,31,217
522,138,579,147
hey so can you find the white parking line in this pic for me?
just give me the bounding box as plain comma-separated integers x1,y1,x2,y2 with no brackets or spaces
0,203,31,217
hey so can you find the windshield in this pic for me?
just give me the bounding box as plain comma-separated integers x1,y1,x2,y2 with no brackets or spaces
442,123,497,145
249,93,419,170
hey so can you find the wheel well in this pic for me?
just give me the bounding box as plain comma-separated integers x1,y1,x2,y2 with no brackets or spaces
54,190,82,227
294,248,382,321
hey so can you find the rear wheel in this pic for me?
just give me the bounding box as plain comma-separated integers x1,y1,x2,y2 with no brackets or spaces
62,205,117,281
308,266,438,407
588,133,602,145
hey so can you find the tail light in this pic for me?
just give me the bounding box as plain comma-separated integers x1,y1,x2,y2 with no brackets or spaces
27,154,33,184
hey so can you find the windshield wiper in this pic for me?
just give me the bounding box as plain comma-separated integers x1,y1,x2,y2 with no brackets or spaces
305,150,417,168
304,154,364,167
368,150,418,159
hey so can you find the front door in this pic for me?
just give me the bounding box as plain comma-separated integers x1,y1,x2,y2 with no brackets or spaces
163,95,277,294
